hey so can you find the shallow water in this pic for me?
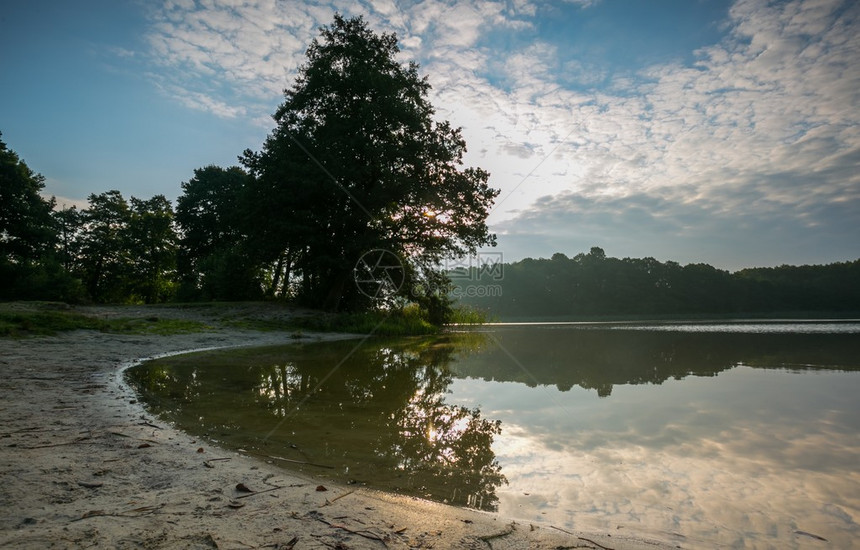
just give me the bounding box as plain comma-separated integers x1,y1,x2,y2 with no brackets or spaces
127,321,860,548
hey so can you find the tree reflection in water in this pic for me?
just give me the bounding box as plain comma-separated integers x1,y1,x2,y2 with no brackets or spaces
127,334,507,510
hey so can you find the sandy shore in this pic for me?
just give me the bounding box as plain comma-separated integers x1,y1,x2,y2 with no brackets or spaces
0,304,675,549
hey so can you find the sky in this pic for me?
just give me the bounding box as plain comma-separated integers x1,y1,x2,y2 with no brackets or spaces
1,0,858,271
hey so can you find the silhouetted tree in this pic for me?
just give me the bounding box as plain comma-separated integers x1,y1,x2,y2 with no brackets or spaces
241,15,498,312
127,195,177,303
76,190,132,302
0,134,56,266
0,134,83,300
175,165,262,300
53,205,82,273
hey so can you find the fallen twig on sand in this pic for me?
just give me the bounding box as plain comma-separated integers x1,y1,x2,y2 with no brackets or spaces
577,536,615,550
320,489,355,507
77,481,104,489
245,451,334,469
235,485,285,499
550,526,616,550
108,431,160,445
2,426,61,436
203,457,232,468
21,436,94,449
309,512,388,545
262,536,299,549
795,530,828,542
479,522,516,542
72,504,163,522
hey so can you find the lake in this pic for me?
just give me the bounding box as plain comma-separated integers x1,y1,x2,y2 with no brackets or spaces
126,321,860,548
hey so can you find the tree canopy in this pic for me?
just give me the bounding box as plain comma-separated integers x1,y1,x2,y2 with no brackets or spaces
240,14,498,312
0,133,56,268
174,165,261,301
0,133,80,300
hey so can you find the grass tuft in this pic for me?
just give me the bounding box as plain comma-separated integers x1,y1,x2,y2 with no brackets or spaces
0,309,211,337
448,305,493,325
294,308,439,336
0,310,105,336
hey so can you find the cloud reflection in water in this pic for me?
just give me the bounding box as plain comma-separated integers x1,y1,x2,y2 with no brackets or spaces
449,360,859,548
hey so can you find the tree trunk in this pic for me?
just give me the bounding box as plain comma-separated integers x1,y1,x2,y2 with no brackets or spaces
322,270,349,312
280,251,293,299
269,252,285,297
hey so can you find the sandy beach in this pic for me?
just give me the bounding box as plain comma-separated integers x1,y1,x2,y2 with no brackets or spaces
0,304,675,549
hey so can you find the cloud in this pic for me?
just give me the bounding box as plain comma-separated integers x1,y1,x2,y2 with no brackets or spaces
140,0,860,266
485,0,860,266
491,186,860,269
45,193,89,211
144,0,320,118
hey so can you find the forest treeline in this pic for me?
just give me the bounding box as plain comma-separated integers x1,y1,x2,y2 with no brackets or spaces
455,247,860,318
1,16,497,324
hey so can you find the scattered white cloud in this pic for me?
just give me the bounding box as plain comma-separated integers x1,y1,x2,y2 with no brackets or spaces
479,0,860,266
171,87,248,118
141,0,860,267
45,193,90,211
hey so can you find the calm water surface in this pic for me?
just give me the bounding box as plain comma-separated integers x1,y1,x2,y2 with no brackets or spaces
127,321,860,548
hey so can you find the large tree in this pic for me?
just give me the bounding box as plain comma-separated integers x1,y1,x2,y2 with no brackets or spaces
242,15,498,312
175,165,262,300
0,133,81,300
76,190,132,302
127,195,178,303
0,134,56,267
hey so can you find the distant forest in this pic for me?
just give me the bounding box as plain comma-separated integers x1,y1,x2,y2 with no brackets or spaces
454,247,860,318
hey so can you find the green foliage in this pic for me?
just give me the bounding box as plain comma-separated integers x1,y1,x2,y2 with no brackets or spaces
53,206,82,273
195,246,264,301
0,306,211,337
43,189,181,304
448,304,493,325
75,190,133,302
240,15,497,313
0,259,85,303
291,305,438,336
0,134,56,265
1,134,181,305
127,195,178,303
174,166,263,301
0,133,65,300
455,249,860,319
0,308,104,336
3,15,501,320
